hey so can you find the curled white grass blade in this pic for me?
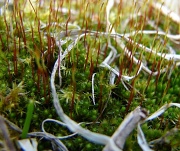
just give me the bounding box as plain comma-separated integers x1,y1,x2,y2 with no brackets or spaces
100,62,136,81
163,0,180,15
58,46,63,87
0,116,16,151
101,50,114,65
107,64,129,90
42,119,67,129
51,54,111,145
100,62,119,76
104,107,148,150
170,103,180,108
136,62,143,76
92,73,96,105
137,123,153,151
106,0,115,33
41,119,77,140
109,66,117,85
157,53,180,61
139,103,180,150
42,119,100,140
17,138,38,151
123,35,180,61
63,114,111,145
109,73,116,85
114,36,156,76
152,2,180,23
28,132,69,151
108,44,117,64
121,79,130,91
145,103,180,122
61,33,87,59
124,30,180,41
115,39,167,76
168,64,176,79
145,103,172,122
100,43,117,66
56,29,176,77
103,139,122,151
51,28,180,148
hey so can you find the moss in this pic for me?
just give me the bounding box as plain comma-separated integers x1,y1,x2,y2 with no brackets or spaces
0,0,180,150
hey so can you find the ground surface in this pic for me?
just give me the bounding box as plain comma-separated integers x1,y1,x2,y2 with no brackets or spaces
0,0,180,150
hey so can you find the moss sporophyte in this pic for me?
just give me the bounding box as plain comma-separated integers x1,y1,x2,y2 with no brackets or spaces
0,0,180,150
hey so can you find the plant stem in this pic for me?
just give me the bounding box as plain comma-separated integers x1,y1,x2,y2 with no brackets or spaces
21,100,34,139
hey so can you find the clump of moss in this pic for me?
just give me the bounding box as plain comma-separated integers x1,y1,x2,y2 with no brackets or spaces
0,0,180,150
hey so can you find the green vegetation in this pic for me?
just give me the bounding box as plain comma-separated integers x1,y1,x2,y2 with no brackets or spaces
0,0,180,150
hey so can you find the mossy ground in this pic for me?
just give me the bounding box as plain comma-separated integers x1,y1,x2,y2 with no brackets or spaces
0,0,180,150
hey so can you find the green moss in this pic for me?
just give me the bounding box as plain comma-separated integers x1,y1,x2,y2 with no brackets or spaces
0,0,180,150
